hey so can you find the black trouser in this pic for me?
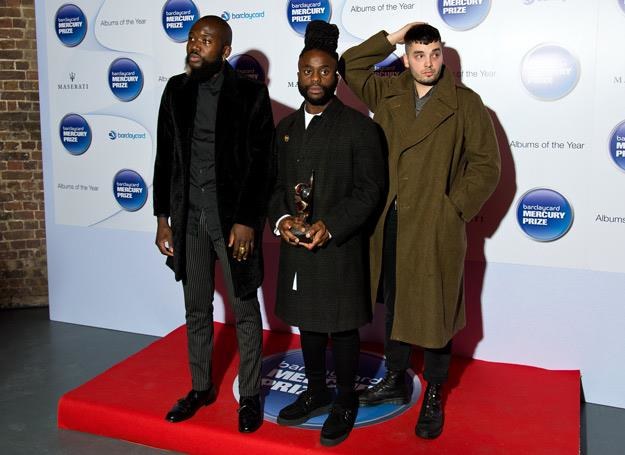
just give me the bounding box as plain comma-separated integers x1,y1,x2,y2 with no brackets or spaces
300,329,360,406
183,211,262,397
382,205,451,384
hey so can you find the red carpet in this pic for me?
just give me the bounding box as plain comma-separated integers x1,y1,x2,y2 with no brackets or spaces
58,323,579,454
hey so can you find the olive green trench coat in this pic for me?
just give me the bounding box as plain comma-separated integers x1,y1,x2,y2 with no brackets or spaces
341,31,501,348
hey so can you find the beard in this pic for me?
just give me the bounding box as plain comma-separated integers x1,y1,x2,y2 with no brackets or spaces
186,53,223,81
298,78,338,106
415,66,443,86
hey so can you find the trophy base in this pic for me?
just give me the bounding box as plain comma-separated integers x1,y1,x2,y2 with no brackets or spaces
290,226,312,244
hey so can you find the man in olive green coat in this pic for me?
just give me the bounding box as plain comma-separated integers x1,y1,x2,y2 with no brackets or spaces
340,23,500,439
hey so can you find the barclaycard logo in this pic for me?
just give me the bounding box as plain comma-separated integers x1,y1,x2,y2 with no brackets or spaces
523,0,569,4
221,10,265,21
233,349,421,428
108,130,147,140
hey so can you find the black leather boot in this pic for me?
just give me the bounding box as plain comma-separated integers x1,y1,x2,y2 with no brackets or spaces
415,383,444,439
358,369,410,406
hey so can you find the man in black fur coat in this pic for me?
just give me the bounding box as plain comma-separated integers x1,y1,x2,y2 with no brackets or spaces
153,15,273,433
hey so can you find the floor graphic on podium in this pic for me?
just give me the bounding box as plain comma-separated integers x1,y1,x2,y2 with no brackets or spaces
58,323,580,454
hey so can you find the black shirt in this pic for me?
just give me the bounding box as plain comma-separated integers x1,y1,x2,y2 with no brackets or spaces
187,71,224,238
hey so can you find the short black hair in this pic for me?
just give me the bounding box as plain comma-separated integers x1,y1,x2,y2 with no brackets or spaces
300,20,339,61
404,24,441,46
196,15,232,46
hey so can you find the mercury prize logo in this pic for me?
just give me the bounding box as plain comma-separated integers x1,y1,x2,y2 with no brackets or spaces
286,0,332,35
59,113,91,155
516,188,574,242
374,54,404,78
113,169,148,211
108,58,144,102
234,350,421,428
230,54,266,82
521,44,580,101
438,0,491,31
55,4,87,47
609,120,625,173
162,0,199,42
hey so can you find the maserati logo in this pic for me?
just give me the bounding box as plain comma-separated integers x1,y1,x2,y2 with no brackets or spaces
57,71,88,90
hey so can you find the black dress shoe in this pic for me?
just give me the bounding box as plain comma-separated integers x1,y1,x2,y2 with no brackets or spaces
320,403,358,447
359,369,410,406
238,394,262,433
165,387,216,423
277,389,333,426
415,383,444,439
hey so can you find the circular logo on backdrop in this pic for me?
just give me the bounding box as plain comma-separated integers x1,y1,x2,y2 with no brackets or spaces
59,113,91,155
230,54,266,82
113,169,148,211
374,54,405,78
162,0,199,42
516,188,574,242
286,0,332,35
55,4,87,47
521,44,580,101
609,120,625,173
438,0,491,30
108,58,144,102
233,350,420,428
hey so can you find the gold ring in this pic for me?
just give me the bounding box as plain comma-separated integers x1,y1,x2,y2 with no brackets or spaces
238,245,246,252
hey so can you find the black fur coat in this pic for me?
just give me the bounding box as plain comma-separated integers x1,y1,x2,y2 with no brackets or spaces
153,63,274,297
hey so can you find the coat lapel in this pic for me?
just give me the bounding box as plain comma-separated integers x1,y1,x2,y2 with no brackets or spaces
287,104,306,162
299,98,343,172
172,75,198,156
215,63,242,161
387,66,458,154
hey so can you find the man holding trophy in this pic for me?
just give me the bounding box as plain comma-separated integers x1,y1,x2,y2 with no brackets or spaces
268,21,385,446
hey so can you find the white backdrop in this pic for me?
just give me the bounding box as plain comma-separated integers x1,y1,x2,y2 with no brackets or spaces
36,0,625,408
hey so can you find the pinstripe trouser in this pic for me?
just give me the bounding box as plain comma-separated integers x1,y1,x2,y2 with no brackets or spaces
183,211,262,397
